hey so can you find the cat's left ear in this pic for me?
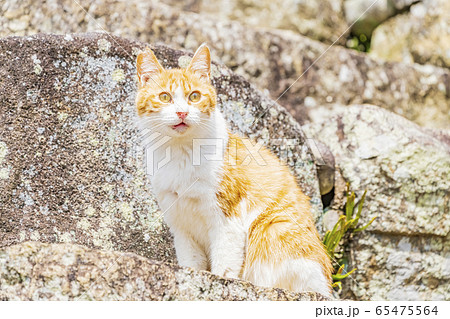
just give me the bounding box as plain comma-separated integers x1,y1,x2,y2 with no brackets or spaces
187,44,211,82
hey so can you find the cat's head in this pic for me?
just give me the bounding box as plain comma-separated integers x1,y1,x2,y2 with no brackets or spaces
135,44,217,137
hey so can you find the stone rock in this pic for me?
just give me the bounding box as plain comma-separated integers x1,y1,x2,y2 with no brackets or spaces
390,0,420,10
311,140,335,196
305,104,449,236
161,0,349,45
344,0,419,36
0,242,329,300
348,232,449,300
344,0,395,36
370,0,450,69
1,0,449,128
303,104,450,300
322,210,341,232
0,33,322,259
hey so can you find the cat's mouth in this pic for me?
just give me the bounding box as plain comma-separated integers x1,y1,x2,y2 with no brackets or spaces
171,121,189,133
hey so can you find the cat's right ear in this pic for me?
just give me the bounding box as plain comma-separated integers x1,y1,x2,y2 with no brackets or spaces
136,48,164,87
187,44,211,82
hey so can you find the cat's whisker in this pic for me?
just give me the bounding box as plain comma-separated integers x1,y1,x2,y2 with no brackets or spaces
137,123,167,135
139,117,171,126
139,117,164,124
199,122,218,132
203,125,220,132
138,119,165,127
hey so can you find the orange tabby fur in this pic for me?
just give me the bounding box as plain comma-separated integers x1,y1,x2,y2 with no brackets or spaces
218,134,333,286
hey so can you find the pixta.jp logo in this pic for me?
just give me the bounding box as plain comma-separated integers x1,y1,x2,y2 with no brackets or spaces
141,128,172,176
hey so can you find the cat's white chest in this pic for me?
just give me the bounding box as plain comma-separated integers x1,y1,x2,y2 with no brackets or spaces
150,144,223,248
151,144,219,201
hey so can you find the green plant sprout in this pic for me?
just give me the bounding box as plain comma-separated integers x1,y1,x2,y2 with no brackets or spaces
323,184,376,291
346,32,371,52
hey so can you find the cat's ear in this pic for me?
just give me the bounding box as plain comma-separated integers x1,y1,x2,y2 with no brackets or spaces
187,44,211,82
136,47,164,86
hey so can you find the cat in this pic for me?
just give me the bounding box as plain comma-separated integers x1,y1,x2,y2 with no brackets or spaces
135,44,333,297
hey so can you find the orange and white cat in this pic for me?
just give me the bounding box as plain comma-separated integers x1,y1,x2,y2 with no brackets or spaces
135,45,333,297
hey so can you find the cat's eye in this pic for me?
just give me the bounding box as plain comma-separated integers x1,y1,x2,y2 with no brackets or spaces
189,91,201,102
159,92,172,103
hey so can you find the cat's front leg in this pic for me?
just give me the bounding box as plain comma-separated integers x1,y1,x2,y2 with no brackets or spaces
173,231,208,271
209,220,246,279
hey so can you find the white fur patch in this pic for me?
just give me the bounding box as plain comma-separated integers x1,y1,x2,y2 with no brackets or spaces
244,258,331,298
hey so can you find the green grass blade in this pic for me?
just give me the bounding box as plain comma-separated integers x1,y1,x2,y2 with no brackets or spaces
354,190,367,223
354,216,377,232
332,267,357,280
346,192,355,221
332,281,342,290
336,264,345,275
323,230,331,246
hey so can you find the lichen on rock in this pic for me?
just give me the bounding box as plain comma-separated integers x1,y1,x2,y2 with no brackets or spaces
0,242,330,301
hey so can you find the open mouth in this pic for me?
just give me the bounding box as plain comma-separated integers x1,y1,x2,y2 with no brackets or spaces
171,122,189,133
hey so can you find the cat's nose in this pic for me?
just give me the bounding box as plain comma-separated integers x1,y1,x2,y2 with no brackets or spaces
176,112,189,120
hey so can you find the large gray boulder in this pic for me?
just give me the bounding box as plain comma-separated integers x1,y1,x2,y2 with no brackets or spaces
0,33,321,262
1,0,449,128
344,0,420,36
370,0,450,69
303,104,450,300
0,242,329,300
161,0,349,45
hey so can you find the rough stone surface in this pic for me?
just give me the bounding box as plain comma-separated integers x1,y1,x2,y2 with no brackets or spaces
344,0,420,36
305,104,449,236
348,232,449,300
1,0,449,128
0,33,322,258
162,0,348,45
313,140,335,196
0,242,329,300
370,0,450,69
303,104,450,300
